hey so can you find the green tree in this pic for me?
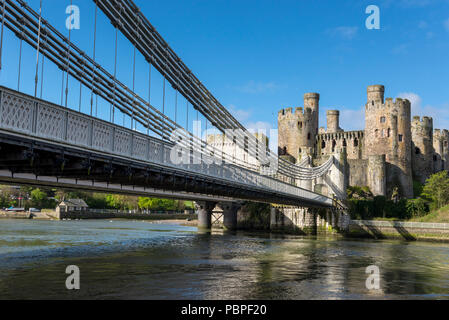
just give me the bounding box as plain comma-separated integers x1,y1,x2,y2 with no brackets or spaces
30,188,47,208
422,171,449,209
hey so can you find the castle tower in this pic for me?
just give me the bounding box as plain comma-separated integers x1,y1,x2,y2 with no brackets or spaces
364,85,413,198
433,129,449,172
411,116,434,184
326,110,340,133
304,93,320,137
278,93,320,162
278,107,304,162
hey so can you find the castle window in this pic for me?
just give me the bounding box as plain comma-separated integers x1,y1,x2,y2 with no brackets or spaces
354,138,359,147
283,146,287,155
321,140,326,149
343,139,347,147
372,101,374,106
380,116,386,123
398,134,403,142
307,133,311,140
332,140,336,153
387,128,391,138
375,129,379,138
298,122,303,129
415,147,421,155
299,148,302,154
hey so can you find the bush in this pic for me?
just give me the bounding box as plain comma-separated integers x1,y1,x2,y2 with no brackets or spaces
406,198,429,218
413,180,424,197
422,171,449,209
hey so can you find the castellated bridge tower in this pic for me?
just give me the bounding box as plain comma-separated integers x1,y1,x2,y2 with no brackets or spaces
278,93,320,162
364,85,413,198
411,116,434,184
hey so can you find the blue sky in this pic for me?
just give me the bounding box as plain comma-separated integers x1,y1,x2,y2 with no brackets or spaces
1,0,449,135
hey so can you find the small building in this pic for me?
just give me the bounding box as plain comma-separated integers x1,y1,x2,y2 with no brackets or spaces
57,199,89,212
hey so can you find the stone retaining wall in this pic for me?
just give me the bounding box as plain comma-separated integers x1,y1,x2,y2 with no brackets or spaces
348,220,449,241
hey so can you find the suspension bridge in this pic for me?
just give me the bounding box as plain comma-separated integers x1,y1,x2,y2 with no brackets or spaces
0,0,345,229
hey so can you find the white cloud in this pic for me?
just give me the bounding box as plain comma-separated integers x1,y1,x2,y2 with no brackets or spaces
228,104,252,122
398,92,449,129
327,26,358,40
398,92,422,114
245,121,274,133
235,80,280,94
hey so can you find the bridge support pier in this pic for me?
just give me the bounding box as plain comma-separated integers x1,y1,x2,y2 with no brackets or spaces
195,201,216,230
218,202,242,231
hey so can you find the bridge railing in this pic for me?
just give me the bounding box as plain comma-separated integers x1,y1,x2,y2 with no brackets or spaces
0,86,332,206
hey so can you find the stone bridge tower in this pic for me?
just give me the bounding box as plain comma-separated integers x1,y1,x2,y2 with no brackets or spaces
278,93,320,163
364,85,413,198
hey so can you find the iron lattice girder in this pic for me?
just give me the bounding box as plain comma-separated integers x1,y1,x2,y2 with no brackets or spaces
0,136,324,206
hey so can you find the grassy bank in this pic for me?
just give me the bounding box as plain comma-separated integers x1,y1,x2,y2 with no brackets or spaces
409,205,449,223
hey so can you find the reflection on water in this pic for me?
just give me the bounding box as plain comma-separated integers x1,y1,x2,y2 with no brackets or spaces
0,219,448,299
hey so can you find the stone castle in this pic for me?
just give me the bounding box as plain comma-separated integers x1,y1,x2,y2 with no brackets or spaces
278,85,449,199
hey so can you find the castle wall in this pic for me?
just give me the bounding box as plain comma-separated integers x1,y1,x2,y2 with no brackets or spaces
316,131,364,160
367,155,387,196
347,159,368,187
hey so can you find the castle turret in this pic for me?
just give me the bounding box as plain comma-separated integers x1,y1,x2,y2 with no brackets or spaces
364,85,413,198
304,93,320,137
367,85,385,104
411,116,434,183
326,110,340,133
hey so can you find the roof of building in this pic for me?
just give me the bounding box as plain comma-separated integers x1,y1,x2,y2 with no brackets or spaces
58,199,89,208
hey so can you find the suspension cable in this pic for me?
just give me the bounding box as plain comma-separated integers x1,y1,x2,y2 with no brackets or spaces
90,1,97,116
39,53,44,98
64,0,72,107
111,27,118,123
33,0,42,97
17,37,22,90
0,0,5,71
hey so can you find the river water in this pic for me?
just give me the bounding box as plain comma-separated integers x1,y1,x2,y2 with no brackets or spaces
0,219,448,300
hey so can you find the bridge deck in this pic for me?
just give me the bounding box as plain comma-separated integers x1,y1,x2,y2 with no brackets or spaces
0,86,332,207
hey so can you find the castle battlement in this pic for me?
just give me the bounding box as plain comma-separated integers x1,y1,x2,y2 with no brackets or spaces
412,116,433,128
317,130,364,142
